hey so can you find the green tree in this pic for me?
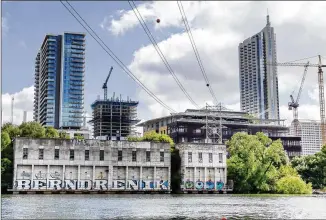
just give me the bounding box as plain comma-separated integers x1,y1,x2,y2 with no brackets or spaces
1,158,11,175
59,131,70,139
227,132,311,194
292,145,326,189
74,134,84,140
227,132,287,193
276,176,312,194
1,131,11,151
45,127,59,138
19,122,45,138
2,123,21,140
127,131,175,147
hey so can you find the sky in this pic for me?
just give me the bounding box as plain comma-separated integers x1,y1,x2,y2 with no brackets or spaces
2,1,326,127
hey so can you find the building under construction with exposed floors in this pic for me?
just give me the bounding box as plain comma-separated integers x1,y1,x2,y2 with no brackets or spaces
90,94,140,140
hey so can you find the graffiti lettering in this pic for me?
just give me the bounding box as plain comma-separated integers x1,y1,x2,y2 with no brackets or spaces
79,180,92,190
182,180,224,191
16,180,31,189
33,180,47,190
14,179,170,191
35,172,47,179
94,180,108,190
50,172,61,180
48,180,62,190
21,171,31,178
184,180,194,189
65,180,77,190
205,180,214,190
195,181,204,190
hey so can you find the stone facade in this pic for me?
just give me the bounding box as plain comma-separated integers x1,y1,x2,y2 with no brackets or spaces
12,138,171,192
177,143,228,192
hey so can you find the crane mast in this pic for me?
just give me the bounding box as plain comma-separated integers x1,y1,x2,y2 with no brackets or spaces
318,55,326,145
102,66,113,100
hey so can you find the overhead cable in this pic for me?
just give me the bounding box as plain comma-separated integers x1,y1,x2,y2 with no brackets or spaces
129,1,200,109
60,1,176,113
177,1,219,105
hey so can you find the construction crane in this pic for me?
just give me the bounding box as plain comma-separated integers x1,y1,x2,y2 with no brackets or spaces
102,66,113,100
269,55,326,145
288,62,309,135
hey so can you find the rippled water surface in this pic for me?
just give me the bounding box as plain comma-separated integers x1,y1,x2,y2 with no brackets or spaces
2,194,326,219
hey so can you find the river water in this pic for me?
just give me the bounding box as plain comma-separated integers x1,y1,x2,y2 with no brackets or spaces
2,194,326,219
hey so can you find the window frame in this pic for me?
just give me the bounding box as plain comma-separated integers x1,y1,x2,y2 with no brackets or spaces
23,148,28,160
69,149,74,161
160,152,164,162
38,149,44,160
85,150,89,161
146,151,151,162
54,149,59,160
118,150,123,161
132,151,137,162
100,150,104,161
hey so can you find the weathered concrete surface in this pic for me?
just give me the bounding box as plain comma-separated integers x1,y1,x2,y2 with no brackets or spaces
177,143,228,192
13,138,171,192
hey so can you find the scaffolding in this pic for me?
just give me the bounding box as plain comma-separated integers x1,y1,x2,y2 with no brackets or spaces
90,94,140,140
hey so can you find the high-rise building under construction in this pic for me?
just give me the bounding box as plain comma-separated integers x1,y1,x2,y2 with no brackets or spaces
90,94,140,140
238,14,280,120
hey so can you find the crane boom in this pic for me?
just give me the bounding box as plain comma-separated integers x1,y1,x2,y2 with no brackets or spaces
296,62,309,104
102,66,113,100
269,58,326,145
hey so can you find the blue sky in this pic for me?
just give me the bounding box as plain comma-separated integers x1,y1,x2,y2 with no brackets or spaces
2,1,325,126
2,1,157,119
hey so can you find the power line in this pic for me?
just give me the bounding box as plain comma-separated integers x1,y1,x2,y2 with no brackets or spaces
60,1,176,113
177,1,219,105
128,1,199,109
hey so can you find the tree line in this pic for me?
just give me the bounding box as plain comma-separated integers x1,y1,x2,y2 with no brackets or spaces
1,123,325,194
1,121,84,192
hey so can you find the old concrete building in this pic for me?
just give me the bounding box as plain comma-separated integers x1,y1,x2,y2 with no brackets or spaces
12,138,171,193
178,143,230,193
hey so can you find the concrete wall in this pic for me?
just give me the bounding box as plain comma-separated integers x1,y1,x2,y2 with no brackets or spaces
13,138,171,191
177,143,227,191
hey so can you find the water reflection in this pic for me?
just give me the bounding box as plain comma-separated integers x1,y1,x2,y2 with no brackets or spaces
2,194,326,219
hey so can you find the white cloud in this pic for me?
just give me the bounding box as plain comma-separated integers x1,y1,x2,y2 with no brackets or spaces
2,17,9,34
2,86,34,126
18,40,27,49
103,1,325,124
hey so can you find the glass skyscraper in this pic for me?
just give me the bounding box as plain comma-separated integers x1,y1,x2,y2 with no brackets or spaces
33,32,85,129
238,15,280,120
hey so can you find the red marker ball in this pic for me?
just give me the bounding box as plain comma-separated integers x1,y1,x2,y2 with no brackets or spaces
156,18,160,23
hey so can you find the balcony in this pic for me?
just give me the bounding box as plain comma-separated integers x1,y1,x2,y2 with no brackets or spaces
70,58,85,63
71,53,85,59
72,41,85,46
69,109,84,114
69,91,84,96
70,77,84,82
71,63,85,68
70,72,84,77
71,45,85,50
